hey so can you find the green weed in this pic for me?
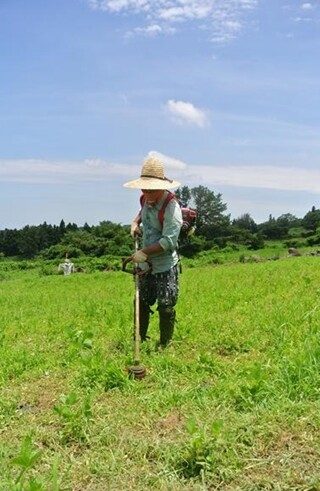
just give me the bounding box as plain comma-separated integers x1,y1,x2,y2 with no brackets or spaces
175,418,240,485
10,435,43,487
53,392,93,444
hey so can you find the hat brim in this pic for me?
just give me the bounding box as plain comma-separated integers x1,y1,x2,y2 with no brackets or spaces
123,177,181,190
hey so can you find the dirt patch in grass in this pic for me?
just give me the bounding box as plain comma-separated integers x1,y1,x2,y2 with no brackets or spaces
157,410,183,435
14,372,71,414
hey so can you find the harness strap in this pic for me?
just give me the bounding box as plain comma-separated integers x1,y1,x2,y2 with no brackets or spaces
140,192,177,226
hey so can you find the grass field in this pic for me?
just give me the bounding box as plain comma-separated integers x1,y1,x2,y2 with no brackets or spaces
0,255,319,490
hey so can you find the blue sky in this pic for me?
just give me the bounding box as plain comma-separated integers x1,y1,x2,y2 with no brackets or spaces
1,0,319,229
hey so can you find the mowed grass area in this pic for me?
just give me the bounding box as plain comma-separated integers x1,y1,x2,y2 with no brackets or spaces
0,257,320,490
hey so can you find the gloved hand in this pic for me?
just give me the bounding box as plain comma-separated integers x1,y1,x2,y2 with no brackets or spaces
131,221,142,238
187,226,196,237
132,250,148,263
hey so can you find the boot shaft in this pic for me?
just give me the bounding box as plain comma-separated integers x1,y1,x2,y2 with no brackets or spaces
158,306,176,347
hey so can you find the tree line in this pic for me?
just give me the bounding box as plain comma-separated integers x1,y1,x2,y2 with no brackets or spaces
1,186,320,260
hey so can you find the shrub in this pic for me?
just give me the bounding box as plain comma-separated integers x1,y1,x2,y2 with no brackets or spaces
284,238,308,248
307,234,320,246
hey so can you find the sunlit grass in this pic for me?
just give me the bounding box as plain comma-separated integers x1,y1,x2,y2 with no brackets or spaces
0,257,319,489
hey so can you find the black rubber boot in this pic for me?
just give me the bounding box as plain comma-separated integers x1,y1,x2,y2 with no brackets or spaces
158,306,176,347
134,299,152,341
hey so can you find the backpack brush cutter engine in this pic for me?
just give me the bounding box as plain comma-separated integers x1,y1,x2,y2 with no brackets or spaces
122,239,151,380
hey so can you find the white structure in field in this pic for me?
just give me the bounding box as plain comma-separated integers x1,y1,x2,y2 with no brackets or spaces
58,259,75,275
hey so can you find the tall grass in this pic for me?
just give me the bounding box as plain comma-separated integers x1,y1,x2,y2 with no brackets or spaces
0,256,319,490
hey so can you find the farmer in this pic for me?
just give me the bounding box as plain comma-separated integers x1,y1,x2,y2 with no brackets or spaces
123,155,183,348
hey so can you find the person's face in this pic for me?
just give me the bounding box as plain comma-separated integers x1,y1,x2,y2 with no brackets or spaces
141,189,164,205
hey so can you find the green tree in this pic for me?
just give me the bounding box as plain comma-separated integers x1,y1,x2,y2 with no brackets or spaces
60,230,106,256
276,213,301,235
18,226,39,258
175,186,192,207
302,208,320,233
258,216,288,240
247,232,265,250
0,228,20,256
190,185,230,239
59,219,66,238
232,213,257,233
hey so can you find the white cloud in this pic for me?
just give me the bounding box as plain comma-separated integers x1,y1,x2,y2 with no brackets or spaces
147,151,187,170
292,16,313,22
301,3,314,9
87,0,258,43
157,4,212,22
165,99,209,127
2,159,320,196
291,2,317,23
182,165,320,194
131,24,176,36
0,159,134,184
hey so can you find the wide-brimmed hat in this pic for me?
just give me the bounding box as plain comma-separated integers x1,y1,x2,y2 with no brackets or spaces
123,156,181,190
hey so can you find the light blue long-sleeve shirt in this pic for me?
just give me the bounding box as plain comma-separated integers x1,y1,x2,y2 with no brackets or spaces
141,191,183,274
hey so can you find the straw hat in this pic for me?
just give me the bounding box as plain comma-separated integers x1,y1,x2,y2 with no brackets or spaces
123,156,181,190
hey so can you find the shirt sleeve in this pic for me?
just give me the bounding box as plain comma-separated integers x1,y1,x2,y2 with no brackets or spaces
159,199,183,251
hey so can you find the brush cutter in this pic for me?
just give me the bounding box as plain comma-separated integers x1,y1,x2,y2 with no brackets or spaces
122,239,151,380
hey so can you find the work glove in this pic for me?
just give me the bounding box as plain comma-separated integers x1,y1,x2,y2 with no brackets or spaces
131,221,142,238
132,250,148,263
